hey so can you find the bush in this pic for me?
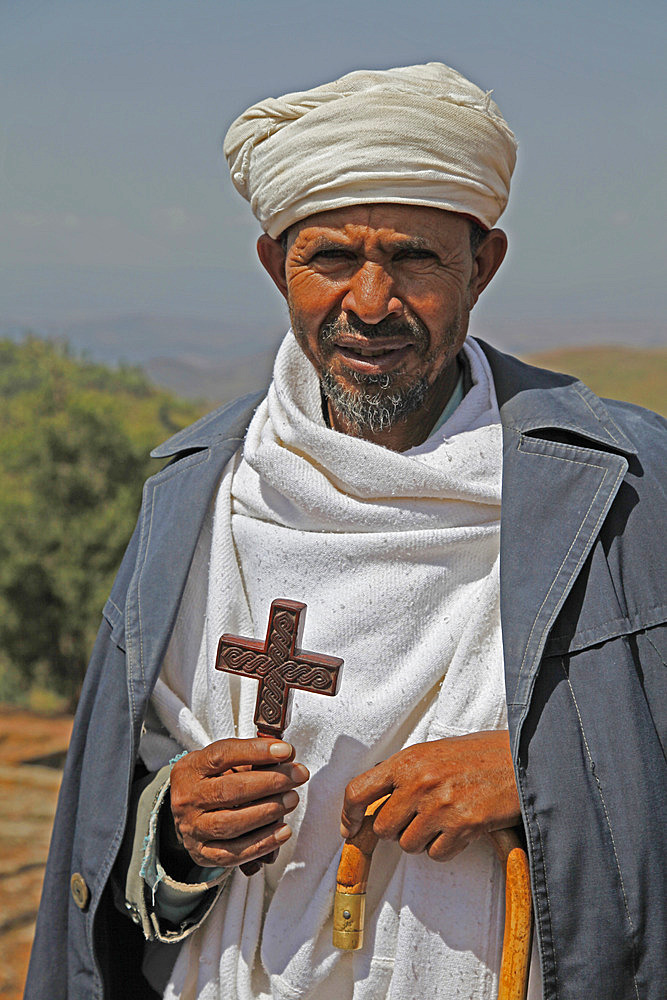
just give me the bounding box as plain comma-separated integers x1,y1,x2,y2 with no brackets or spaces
0,336,205,709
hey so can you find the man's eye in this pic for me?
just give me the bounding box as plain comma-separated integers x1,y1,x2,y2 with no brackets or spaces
313,249,354,261
395,249,437,261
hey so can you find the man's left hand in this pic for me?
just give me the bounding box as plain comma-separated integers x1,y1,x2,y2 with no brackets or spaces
340,730,521,863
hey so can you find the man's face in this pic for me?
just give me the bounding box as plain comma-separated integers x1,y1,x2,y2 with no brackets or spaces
284,205,476,430
258,202,506,447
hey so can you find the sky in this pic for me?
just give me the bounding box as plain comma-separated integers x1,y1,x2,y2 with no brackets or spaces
1,0,665,362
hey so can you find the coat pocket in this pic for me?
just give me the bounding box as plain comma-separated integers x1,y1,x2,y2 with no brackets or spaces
102,597,126,651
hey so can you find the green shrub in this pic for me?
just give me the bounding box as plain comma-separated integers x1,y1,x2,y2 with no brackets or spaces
0,336,205,710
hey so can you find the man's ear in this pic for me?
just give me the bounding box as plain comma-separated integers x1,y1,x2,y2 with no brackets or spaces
468,229,508,310
257,234,288,300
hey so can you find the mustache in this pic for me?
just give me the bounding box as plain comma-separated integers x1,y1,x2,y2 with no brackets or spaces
319,312,429,353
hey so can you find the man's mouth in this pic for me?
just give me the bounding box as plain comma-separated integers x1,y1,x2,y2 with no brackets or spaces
332,338,414,373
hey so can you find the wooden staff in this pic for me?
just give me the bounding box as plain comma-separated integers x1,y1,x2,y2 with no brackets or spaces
488,827,534,1000
333,800,533,1000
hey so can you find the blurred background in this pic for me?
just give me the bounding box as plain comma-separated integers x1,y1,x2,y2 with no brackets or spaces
0,1,665,995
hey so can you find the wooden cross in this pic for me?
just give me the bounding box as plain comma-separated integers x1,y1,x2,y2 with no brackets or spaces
215,599,344,739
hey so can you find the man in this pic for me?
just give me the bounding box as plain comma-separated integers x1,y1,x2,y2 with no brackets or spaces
26,63,666,1000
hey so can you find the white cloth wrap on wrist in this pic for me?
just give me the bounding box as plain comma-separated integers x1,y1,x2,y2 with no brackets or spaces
138,751,228,927
140,332,540,999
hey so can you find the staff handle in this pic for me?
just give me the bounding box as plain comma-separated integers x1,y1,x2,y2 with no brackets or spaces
333,804,533,1000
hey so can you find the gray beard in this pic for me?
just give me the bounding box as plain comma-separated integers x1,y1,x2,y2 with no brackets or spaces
290,305,465,436
320,369,429,434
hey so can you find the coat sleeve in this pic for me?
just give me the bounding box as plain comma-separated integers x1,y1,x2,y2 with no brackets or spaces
112,761,230,943
23,518,145,998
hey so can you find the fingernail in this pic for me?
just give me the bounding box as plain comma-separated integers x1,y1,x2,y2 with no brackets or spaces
269,742,292,758
290,764,309,784
282,789,299,810
275,824,291,843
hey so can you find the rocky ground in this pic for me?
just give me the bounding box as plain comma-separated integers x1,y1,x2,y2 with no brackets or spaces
0,709,73,1000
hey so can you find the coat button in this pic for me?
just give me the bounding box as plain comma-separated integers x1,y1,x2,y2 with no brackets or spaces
70,872,90,911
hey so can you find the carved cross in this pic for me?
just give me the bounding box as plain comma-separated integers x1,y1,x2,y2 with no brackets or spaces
215,599,344,739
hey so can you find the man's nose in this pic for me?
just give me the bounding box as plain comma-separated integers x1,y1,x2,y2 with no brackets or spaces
341,263,403,325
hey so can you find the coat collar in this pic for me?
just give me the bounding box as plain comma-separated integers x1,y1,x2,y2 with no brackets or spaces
476,338,638,456
150,391,265,460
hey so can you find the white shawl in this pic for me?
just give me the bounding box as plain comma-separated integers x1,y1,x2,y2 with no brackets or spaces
143,333,529,1000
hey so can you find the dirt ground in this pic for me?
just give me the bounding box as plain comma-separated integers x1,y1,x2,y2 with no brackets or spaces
0,708,73,1000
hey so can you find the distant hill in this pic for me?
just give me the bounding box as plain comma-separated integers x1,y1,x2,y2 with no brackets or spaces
524,345,666,417
3,314,664,408
0,315,285,369
143,342,667,417
145,349,276,403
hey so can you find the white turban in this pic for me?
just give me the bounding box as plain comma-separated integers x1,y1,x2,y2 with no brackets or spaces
223,62,517,237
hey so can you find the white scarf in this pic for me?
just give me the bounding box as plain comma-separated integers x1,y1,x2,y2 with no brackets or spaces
144,333,518,1000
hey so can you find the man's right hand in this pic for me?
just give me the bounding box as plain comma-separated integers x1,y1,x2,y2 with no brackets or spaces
169,738,309,877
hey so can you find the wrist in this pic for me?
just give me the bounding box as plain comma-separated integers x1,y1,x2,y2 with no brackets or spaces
161,790,197,881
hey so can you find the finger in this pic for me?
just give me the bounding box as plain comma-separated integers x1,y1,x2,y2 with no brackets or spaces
196,764,309,811
395,814,436,854
195,821,292,868
239,841,280,877
341,763,394,838
194,738,296,777
425,831,468,864
371,790,418,842
197,789,299,840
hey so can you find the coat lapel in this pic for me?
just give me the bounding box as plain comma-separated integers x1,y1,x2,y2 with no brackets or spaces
123,394,261,733
481,341,637,750
499,426,628,731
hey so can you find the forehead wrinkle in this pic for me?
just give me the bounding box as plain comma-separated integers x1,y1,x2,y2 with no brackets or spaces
292,230,355,252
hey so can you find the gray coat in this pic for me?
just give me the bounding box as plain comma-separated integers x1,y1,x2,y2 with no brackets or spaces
25,341,667,999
